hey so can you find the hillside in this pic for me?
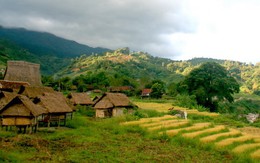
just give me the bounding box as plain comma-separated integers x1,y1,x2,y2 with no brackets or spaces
0,26,109,58
57,47,260,94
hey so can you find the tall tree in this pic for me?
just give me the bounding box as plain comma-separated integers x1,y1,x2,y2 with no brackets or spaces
182,62,239,112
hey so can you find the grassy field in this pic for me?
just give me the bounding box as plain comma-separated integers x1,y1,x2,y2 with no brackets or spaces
0,111,255,162
0,98,260,162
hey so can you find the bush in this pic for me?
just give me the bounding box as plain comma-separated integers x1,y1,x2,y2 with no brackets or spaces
76,105,96,117
172,94,197,109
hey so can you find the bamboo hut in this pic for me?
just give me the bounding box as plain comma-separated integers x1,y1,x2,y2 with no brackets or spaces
94,93,134,118
67,92,94,106
4,61,42,86
0,95,46,133
35,92,73,127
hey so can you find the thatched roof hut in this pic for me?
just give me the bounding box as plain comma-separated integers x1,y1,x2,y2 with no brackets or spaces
94,93,134,118
0,91,17,110
35,92,73,127
36,92,73,114
67,92,94,106
0,95,46,126
18,86,55,99
4,61,42,86
0,80,30,92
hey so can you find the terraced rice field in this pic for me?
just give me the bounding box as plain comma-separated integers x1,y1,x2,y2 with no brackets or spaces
121,115,260,160
134,102,219,117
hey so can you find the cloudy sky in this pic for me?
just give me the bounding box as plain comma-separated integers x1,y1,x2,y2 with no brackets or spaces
0,0,260,63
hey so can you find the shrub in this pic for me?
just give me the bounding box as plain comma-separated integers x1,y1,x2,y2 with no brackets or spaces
173,94,197,109
76,105,96,117
133,109,165,118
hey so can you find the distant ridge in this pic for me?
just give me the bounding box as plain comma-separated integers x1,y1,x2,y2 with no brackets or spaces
0,26,110,57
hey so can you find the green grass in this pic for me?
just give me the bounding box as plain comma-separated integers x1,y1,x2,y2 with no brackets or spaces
0,110,258,162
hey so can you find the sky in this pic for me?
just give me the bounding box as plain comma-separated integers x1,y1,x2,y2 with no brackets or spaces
0,0,260,63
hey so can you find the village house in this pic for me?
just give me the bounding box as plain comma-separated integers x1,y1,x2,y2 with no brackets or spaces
4,61,42,86
94,92,135,118
0,95,46,133
0,60,74,129
141,88,152,98
34,92,73,127
67,92,94,107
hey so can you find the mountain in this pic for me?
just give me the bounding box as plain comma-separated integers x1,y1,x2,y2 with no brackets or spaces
0,26,110,58
0,26,111,75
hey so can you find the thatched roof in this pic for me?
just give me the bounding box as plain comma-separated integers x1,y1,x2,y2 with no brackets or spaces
36,92,73,113
0,95,46,117
4,61,42,86
67,92,94,105
0,80,30,91
0,91,17,110
18,86,55,99
94,92,133,109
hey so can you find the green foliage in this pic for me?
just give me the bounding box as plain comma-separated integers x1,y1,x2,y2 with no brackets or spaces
150,82,165,99
133,109,165,118
76,105,96,117
172,94,198,109
181,62,240,112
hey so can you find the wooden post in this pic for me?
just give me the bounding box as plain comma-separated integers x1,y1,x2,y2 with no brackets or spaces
29,125,32,134
64,114,67,126
48,115,51,127
58,116,60,127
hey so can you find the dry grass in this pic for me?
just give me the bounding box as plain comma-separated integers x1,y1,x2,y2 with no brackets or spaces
200,128,241,143
134,102,173,112
232,143,260,154
121,115,176,126
139,115,177,121
159,123,211,136
134,102,219,117
250,149,260,159
147,121,189,131
182,125,226,138
140,119,181,128
239,127,260,136
215,135,255,147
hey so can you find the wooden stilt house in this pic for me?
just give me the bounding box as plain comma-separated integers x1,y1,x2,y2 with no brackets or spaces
0,95,46,133
35,92,73,127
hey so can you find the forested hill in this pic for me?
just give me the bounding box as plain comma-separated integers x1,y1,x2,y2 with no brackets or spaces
0,39,71,75
57,47,260,93
0,26,109,58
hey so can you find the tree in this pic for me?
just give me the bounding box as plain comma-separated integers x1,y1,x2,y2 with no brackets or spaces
150,82,165,99
181,62,239,112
